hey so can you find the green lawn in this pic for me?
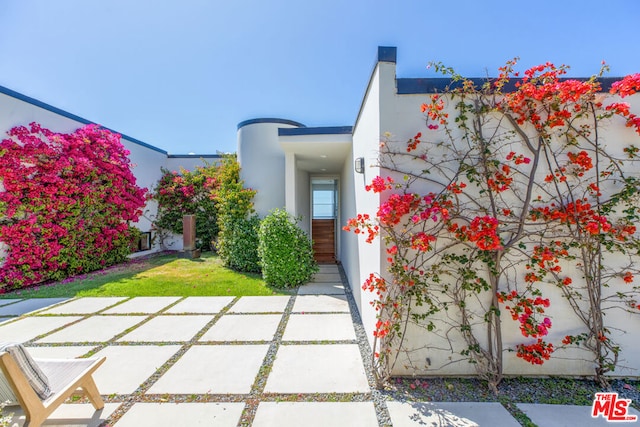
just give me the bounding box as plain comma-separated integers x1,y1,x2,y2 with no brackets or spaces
1,252,293,298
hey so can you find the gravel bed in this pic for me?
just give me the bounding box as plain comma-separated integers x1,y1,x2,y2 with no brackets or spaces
383,376,640,410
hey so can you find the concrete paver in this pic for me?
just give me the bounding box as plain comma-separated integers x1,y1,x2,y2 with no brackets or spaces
0,272,584,427
292,295,350,313
102,296,181,314
264,344,369,393
115,402,245,427
0,299,22,307
311,273,342,282
228,296,290,313
0,316,82,342
7,403,120,427
387,401,521,427
282,313,356,341
199,314,281,341
148,344,269,394
252,402,378,427
117,315,212,342
517,403,640,426
297,282,345,295
40,297,126,314
0,298,69,316
92,345,181,394
36,315,146,343
164,296,235,314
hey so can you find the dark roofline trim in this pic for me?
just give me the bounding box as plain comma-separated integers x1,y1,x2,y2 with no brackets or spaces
167,154,223,158
237,118,306,130
278,126,352,136
0,85,167,155
397,77,618,94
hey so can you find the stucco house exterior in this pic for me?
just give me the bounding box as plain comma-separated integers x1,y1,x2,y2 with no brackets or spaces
236,46,640,378
2,46,639,378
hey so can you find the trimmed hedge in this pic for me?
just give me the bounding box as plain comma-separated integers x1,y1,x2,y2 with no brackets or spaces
258,209,318,287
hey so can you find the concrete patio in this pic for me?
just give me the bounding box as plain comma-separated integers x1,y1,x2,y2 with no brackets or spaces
0,265,634,426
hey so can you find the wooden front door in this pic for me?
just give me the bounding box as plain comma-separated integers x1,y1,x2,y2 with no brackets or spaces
312,219,335,263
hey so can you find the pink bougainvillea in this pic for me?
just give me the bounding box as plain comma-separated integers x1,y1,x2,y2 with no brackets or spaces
0,123,147,291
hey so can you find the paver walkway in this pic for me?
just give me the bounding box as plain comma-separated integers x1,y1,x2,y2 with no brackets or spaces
0,266,635,426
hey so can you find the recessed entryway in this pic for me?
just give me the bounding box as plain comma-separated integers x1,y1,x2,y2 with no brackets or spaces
311,178,338,263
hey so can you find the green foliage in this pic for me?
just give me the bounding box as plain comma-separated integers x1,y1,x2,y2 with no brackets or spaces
258,209,318,288
214,156,260,272
218,215,261,273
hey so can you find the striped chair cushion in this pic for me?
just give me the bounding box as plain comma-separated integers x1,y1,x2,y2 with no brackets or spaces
0,342,51,401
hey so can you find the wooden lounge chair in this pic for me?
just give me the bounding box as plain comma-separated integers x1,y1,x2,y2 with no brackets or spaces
0,346,106,427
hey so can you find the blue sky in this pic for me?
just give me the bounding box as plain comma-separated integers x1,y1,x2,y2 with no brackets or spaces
1,0,639,155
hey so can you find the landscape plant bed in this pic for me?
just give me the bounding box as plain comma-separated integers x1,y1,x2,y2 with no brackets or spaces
0,251,292,298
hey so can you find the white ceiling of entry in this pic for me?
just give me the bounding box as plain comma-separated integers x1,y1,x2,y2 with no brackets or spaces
279,134,351,174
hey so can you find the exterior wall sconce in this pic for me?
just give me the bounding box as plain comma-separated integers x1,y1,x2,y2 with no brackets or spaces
355,157,365,174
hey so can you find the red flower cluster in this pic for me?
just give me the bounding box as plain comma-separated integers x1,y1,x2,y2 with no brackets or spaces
407,132,422,152
451,216,502,251
516,339,554,365
499,63,600,133
365,176,394,193
530,199,617,236
411,232,437,252
566,150,593,176
497,290,551,338
343,213,379,243
610,73,640,98
506,151,531,165
421,95,449,127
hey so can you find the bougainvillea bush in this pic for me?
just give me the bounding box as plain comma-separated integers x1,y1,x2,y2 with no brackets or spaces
0,123,147,291
345,62,640,390
152,166,220,251
151,156,260,272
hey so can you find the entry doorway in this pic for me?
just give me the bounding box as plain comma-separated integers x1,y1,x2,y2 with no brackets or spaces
311,178,338,263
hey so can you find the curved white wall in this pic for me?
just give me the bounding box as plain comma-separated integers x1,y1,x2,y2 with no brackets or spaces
237,119,304,217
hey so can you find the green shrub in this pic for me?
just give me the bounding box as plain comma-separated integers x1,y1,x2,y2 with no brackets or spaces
213,156,260,272
258,209,318,287
217,215,261,273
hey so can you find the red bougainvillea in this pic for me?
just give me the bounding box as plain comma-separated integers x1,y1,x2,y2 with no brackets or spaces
345,59,640,390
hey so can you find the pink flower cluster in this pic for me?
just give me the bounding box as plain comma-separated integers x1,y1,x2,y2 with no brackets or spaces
0,123,147,291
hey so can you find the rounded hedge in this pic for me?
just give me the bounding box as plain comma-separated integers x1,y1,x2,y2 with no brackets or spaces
257,209,318,287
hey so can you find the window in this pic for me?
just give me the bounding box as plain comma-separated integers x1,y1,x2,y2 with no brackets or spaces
312,179,337,219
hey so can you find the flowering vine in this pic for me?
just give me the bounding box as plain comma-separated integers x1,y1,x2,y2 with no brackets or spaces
345,60,640,390
0,123,147,291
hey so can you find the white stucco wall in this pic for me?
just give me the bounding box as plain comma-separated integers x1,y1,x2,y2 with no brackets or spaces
343,62,388,347
237,120,303,217
164,155,221,173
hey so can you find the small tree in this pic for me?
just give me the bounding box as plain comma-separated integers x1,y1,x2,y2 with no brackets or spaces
258,209,318,287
